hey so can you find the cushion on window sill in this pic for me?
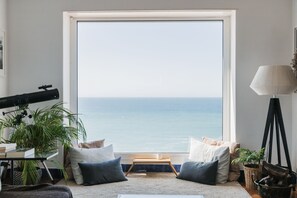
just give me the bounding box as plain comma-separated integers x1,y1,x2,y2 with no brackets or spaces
202,137,240,182
78,139,105,149
78,157,127,185
69,144,115,185
65,139,105,180
177,160,218,185
189,138,230,184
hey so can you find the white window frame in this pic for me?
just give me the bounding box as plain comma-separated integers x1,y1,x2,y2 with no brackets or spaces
63,10,236,163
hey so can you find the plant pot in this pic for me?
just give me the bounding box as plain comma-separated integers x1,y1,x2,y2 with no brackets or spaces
13,167,42,185
243,164,261,190
254,180,294,198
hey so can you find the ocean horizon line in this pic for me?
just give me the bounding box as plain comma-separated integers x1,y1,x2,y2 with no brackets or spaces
78,96,222,99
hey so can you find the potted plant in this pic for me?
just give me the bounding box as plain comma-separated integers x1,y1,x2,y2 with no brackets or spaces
0,102,86,184
232,147,265,190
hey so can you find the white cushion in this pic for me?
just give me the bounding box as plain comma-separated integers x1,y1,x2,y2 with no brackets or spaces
189,138,230,184
69,144,115,185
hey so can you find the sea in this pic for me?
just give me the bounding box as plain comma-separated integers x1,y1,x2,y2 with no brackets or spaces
78,97,222,152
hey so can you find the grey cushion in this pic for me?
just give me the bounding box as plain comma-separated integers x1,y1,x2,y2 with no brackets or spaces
78,157,127,185
69,145,115,185
177,160,218,185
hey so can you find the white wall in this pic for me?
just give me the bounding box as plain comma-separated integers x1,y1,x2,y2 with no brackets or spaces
292,0,297,172
6,0,295,167
0,0,7,97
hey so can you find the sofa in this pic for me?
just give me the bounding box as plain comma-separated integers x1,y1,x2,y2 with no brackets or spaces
0,183,73,198
0,161,73,198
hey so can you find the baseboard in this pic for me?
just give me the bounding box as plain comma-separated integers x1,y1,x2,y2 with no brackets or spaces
122,164,181,173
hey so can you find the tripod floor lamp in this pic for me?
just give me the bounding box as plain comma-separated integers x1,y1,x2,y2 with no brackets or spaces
250,65,297,172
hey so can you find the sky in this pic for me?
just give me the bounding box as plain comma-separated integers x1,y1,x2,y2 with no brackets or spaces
78,21,222,98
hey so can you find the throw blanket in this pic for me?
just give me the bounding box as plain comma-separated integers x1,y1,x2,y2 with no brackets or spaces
0,183,73,198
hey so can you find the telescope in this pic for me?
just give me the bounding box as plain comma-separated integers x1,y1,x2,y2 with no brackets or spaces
0,85,59,110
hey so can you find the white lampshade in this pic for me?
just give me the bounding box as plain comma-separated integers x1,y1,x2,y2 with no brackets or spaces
250,65,297,95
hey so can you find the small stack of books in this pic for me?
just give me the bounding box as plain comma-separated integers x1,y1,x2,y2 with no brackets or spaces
6,148,35,158
0,143,17,158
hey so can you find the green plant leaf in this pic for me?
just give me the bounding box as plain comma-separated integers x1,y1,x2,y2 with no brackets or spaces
0,102,87,184
232,147,265,165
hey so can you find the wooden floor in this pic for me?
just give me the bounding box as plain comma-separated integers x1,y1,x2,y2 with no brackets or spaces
244,187,262,198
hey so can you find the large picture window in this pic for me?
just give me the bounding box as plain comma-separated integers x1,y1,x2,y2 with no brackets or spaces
78,21,222,152
63,10,236,153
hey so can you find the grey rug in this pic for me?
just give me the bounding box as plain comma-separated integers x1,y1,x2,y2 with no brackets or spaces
57,173,251,198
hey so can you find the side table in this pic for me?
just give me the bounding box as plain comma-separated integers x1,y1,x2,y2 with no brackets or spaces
125,158,178,176
3,151,58,184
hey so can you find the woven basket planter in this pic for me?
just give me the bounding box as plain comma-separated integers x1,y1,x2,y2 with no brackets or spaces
254,180,294,198
13,167,42,185
243,164,261,190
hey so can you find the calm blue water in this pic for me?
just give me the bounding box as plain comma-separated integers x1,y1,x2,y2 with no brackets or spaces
78,97,222,152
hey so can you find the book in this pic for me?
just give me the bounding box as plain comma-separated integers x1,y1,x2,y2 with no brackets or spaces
6,148,35,158
0,143,17,153
0,152,7,158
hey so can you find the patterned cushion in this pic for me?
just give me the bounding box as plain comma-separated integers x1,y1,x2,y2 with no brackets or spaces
202,137,240,181
78,139,105,148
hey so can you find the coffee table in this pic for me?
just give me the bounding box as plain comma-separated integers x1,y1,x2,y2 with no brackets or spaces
118,195,204,198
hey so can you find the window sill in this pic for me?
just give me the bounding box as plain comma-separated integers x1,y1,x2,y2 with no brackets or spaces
115,152,189,164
